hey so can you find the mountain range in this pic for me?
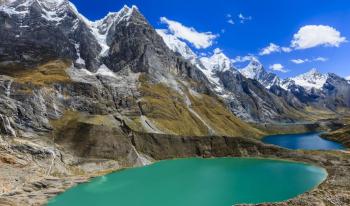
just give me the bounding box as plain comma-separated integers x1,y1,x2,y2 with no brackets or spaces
157,28,350,121
0,0,349,140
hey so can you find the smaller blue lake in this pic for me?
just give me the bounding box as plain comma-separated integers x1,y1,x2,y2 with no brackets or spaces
262,132,345,150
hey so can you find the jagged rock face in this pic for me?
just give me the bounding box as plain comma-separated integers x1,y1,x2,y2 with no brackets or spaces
102,7,210,87
281,70,350,109
0,1,245,139
0,0,101,71
156,31,311,122
269,85,304,109
322,73,350,108
216,70,296,122
103,8,170,74
240,58,280,89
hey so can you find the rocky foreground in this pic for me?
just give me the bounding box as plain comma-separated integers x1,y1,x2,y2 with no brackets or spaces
0,127,349,206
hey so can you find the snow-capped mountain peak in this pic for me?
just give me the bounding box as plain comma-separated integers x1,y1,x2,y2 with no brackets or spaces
239,57,264,79
1,0,69,19
239,57,280,89
88,5,138,56
156,29,197,60
289,68,328,90
200,49,233,73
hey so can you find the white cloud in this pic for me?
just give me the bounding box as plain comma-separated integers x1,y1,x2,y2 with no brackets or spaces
238,13,252,23
290,57,328,64
232,55,256,63
227,19,235,25
291,59,307,64
291,25,346,49
314,57,328,62
281,47,292,53
226,14,232,18
259,43,281,55
269,63,288,73
346,76,350,80
259,43,293,56
160,17,218,49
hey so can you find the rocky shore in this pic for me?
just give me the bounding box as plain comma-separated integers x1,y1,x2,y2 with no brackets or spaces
0,128,349,206
321,118,350,148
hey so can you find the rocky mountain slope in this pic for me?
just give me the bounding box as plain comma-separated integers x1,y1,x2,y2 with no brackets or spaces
239,58,280,89
280,69,350,110
157,31,309,122
1,0,265,139
157,29,350,117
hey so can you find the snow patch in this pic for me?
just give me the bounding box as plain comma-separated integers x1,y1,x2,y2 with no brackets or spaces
74,43,86,65
198,50,235,89
5,79,13,97
288,68,328,90
239,57,280,89
88,5,137,57
95,64,117,77
156,29,197,60
200,49,233,73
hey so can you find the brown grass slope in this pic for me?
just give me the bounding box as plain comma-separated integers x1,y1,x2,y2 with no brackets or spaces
138,76,263,138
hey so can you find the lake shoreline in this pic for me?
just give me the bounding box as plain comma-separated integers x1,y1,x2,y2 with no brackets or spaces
1,123,349,206
47,158,328,206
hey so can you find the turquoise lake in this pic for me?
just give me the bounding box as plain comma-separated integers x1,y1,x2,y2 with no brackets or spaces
262,132,345,150
47,158,327,206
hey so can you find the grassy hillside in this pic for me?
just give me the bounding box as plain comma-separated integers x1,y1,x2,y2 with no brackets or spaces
0,60,72,95
138,76,263,138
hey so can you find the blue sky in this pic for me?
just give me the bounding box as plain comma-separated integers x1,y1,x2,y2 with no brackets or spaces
70,0,350,79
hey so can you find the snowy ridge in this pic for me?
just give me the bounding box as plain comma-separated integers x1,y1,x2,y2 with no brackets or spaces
198,49,235,89
239,58,280,89
200,48,233,73
89,5,138,57
156,28,237,92
0,0,70,22
0,0,32,16
1,0,138,59
283,68,328,91
156,29,197,60
240,57,263,79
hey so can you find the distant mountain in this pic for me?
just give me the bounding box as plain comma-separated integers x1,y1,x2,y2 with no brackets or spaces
280,69,328,91
239,58,281,89
280,69,350,109
157,32,304,122
0,0,348,133
236,59,350,111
